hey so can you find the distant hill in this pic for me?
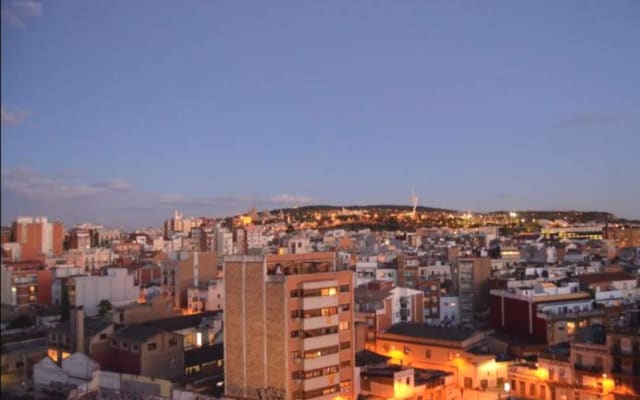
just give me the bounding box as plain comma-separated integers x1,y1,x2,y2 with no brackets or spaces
270,204,457,214
265,205,621,223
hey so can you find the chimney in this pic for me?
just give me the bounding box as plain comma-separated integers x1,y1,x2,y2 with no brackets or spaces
76,306,84,353
193,251,199,287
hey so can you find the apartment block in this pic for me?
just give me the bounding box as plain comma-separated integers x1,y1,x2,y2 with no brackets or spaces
224,252,356,400
456,257,492,326
12,217,64,260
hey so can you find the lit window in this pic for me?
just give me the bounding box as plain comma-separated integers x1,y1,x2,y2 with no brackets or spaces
47,349,58,362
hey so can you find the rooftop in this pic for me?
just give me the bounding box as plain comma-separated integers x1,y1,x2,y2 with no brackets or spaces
112,324,167,343
385,323,477,342
355,349,391,367
52,316,111,337
139,311,221,332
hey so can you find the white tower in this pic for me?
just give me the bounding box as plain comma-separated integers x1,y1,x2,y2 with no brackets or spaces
411,186,419,218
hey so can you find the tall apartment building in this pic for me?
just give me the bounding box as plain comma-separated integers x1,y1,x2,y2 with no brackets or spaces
11,217,64,260
456,257,492,326
224,252,356,400
161,251,218,309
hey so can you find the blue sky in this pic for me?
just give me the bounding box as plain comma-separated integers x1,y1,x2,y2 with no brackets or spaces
2,1,639,228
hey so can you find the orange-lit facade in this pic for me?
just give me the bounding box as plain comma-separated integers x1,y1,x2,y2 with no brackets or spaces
12,217,64,260
224,252,355,400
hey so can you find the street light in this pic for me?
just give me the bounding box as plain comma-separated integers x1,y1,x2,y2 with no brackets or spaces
504,382,511,399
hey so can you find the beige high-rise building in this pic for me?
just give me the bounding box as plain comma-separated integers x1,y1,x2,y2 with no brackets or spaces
224,252,356,400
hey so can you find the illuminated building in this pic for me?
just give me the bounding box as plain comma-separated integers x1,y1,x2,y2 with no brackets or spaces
541,226,604,241
224,252,355,399
374,323,509,391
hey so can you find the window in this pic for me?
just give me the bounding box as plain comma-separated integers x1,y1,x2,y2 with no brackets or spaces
303,326,338,338
321,287,337,296
169,337,178,347
291,330,300,338
99,333,107,340
147,342,157,351
340,341,351,350
567,322,576,335
383,344,390,352
340,360,351,368
290,289,300,298
339,321,350,331
133,344,139,352
530,383,536,396
339,285,349,293
339,304,350,312
304,345,339,359
404,346,410,355
425,349,431,359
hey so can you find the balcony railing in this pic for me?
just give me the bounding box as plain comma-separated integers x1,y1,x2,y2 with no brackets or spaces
536,309,603,321
574,363,604,374
610,345,640,357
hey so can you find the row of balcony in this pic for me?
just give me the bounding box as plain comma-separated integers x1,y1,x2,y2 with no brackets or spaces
610,345,640,357
574,363,604,374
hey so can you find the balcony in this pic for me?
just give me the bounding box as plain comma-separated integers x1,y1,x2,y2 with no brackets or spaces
611,367,640,379
302,353,339,371
303,334,339,351
574,363,604,374
536,308,603,321
610,345,640,358
303,374,338,392
302,296,338,310
302,315,339,331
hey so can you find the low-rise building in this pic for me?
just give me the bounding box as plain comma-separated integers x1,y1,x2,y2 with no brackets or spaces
99,324,184,379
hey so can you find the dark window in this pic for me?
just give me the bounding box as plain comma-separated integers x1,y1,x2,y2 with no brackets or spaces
147,342,157,351
169,337,178,347
99,333,107,340
339,285,349,293
340,341,351,350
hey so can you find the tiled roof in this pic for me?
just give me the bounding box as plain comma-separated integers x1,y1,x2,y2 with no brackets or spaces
385,323,476,342
113,324,165,343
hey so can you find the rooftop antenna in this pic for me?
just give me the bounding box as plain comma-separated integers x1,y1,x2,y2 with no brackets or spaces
411,185,419,218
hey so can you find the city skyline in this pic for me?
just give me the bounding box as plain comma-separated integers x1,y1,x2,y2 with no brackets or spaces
2,1,639,227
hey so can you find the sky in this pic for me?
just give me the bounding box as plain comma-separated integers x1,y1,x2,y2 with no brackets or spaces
2,1,639,229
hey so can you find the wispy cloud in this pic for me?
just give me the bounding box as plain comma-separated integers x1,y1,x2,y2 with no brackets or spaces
1,167,132,199
553,112,622,129
155,193,312,208
1,165,314,227
270,193,312,205
1,105,31,127
1,0,42,28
